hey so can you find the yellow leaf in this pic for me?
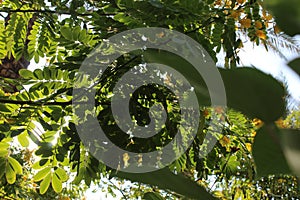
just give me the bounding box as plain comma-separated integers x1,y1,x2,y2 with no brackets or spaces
252,118,263,128
240,18,252,28
230,11,240,19
274,25,281,34
123,153,130,168
245,143,252,152
256,30,267,40
237,0,246,4
265,14,273,21
255,21,263,29
219,136,230,147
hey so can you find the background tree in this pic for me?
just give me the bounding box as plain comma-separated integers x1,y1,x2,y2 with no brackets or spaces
0,0,299,199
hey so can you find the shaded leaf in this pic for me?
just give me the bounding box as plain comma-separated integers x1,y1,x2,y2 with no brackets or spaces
112,167,217,199
264,0,300,36
288,58,300,77
253,124,291,178
220,68,285,122
143,192,164,200
280,129,300,177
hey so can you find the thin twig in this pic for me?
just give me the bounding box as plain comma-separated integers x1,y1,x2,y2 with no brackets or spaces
0,9,114,16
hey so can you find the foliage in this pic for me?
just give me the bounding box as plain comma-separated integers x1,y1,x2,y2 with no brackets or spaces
0,0,299,199
0,147,86,199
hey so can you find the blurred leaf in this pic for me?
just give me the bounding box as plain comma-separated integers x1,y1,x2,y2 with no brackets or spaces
220,68,285,122
142,49,212,106
253,124,291,178
280,129,300,177
112,167,217,199
263,0,300,35
288,57,300,76
143,192,164,200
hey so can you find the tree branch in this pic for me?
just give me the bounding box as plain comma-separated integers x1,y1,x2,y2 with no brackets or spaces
0,98,72,106
0,9,113,16
0,98,111,107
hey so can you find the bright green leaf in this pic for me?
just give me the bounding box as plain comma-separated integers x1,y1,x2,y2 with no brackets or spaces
0,104,11,113
34,166,51,182
5,163,16,184
19,69,35,79
55,167,68,182
8,157,23,174
52,172,63,193
17,131,29,147
40,172,51,194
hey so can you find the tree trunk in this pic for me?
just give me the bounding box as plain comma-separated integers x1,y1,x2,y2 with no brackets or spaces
0,14,36,92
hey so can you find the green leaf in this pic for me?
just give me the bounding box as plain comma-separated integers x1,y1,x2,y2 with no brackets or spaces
34,69,43,80
8,157,22,174
112,168,217,199
0,104,12,113
43,67,51,80
55,167,68,182
60,27,73,41
280,129,300,177
0,149,8,157
35,143,53,157
263,0,300,35
0,158,6,178
40,172,51,194
142,49,211,106
17,131,29,147
73,26,81,41
221,155,240,179
0,140,9,157
143,192,164,200
220,68,285,122
253,124,291,178
52,172,63,193
288,58,300,77
19,69,35,79
5,163,16,184
34,166,51,182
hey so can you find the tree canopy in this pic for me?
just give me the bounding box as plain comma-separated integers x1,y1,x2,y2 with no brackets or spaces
0,0,299,199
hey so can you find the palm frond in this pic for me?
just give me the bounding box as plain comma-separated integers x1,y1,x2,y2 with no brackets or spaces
266,31,300,60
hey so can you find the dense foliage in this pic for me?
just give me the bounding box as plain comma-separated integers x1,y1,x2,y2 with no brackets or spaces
0,0,299,199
